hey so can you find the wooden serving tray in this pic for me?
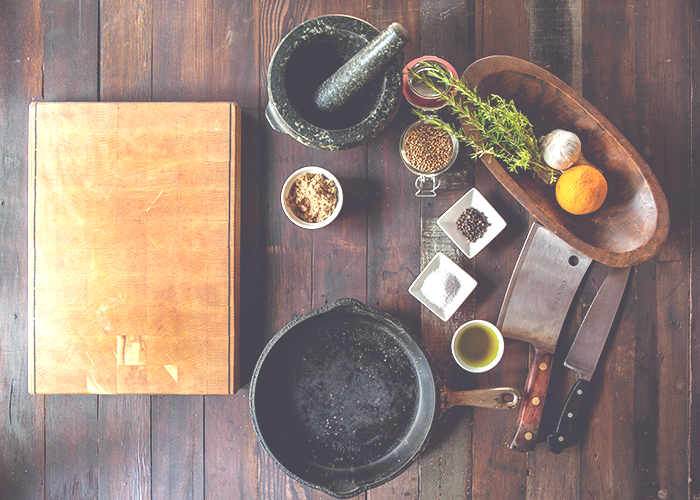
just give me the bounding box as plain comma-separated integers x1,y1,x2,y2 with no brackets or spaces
28,102,241,395
462,56,669,268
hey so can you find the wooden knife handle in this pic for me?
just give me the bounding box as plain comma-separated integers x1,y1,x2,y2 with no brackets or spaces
507,348,553,452
546,377,589,454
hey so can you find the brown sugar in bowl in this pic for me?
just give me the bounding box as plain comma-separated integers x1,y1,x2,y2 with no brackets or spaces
281,166,343,229
461,55,669,268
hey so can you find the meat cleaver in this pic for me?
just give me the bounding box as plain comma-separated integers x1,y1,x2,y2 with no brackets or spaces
498,222,592,452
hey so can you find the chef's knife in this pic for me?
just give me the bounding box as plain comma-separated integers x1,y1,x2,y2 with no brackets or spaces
498,222,592,452
545,265,631,454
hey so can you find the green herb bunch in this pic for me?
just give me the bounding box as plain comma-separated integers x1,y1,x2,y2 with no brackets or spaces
407,63,559,184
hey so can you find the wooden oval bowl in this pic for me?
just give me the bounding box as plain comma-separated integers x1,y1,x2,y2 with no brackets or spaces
462,55,669,268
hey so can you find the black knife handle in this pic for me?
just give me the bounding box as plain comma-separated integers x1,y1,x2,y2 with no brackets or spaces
546,377,590,454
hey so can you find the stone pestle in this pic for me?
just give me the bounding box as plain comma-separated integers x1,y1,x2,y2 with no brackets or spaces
313,22,409,115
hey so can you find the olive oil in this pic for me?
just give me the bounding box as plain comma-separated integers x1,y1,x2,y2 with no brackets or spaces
455,324,500,368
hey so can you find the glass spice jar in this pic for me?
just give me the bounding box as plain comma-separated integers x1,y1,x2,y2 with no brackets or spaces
399,119,459,197
402,56,459,111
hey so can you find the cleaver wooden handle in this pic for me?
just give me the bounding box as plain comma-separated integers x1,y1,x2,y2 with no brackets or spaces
507,347,553,452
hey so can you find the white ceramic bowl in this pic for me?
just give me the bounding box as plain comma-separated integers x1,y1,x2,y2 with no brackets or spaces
408,252,477,322
281,166,343,229
451,320,504,373
437,187,506,258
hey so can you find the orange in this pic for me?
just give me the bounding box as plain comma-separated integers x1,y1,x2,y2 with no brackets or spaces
555,164,607,215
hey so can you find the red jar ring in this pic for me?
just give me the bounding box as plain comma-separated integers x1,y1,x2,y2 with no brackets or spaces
403,56,459,110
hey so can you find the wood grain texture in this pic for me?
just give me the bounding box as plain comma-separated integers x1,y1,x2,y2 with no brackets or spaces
363,1,423,498
507,349,552,452
42,0,99,102
45,395,99,500
29,102,240,395
0,0,697,498
98,395,152,499
632,0,691,498
100,0,152,102
257,0,314,498
0,1,45,499
40,2,101,499
462,56,670,268
528,0,582,93
413,2,477,500
151,395,204,500
691,0,700,496
471,4,531,499
96,5,157,500
204,0,263,498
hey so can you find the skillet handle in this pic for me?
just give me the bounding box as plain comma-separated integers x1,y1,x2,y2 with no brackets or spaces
442,387,520,411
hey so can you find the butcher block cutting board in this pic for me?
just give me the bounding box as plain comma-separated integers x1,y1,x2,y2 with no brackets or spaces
28,102,241,395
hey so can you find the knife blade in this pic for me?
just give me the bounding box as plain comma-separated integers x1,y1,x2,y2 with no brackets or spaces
498,222,592,452
545,266,631,454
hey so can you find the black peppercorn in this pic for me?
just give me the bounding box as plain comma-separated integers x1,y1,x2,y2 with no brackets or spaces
456,207,490,242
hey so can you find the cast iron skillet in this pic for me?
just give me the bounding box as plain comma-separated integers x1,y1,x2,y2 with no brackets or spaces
250,298,519,498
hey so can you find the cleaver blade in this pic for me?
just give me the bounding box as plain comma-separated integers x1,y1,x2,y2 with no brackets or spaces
497,222,592,452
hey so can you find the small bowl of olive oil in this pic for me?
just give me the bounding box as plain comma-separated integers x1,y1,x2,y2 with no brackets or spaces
451,320,504,373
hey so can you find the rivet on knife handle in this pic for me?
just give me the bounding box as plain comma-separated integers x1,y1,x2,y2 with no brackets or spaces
546,377,589,454
508,348,553,452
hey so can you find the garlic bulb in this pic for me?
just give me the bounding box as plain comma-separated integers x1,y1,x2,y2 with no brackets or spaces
540,129,581,171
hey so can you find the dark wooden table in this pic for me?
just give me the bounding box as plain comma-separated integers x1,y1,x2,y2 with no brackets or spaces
1,0,697,498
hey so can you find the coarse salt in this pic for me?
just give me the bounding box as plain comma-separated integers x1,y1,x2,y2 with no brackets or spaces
420,266,462,311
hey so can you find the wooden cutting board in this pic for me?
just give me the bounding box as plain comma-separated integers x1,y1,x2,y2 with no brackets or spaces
28,102,241,395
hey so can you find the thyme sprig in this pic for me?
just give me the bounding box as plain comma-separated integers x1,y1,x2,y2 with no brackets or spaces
407,63,559,184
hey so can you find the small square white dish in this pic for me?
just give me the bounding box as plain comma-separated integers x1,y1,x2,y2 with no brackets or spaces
437,187,506,258
409,252,477,322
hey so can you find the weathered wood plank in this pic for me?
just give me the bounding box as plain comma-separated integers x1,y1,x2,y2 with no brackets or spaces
42,0,99,101
97,395,152,499
366,0,421,352
528,0,582,93
152,396,204,500
204,0,263,498
40,1,101,497
100,0,152,102
474,0,528,60
577,1,691,500
364,2,421,499
206,389,261,499
518,0,588,498
45,396,99,500
690,0,700,497
470,1,532,499
0,1,45,499
633,0,691,497
98,1,153,498
413,2,478,500
148,0,217,496
257,0,314,498
309,0,368,309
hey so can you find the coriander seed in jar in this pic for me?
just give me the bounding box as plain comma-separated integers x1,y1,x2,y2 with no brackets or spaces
399,119,459,197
